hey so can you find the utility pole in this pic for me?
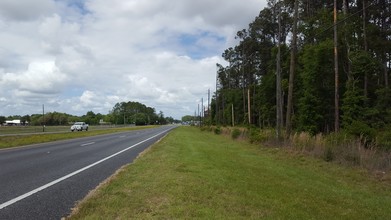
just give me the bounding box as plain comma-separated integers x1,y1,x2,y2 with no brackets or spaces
248,88,251,124
208,89,210,123
334,0,340,132
42,104,45,132
198,103,200,126
232,104,235,127
201,98,204,126
276,0,283,139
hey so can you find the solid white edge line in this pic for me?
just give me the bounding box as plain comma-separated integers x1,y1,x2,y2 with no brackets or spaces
0,128,171,210
81,142,95,146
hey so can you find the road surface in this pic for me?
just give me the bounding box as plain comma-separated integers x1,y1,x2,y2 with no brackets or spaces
0,126,176,219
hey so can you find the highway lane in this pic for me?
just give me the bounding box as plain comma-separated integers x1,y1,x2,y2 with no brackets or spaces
0,126,176,219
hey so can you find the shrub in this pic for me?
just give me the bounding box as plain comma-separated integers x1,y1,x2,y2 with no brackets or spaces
248,127,261,143
214,126,222,135
231,128,241,139
376,130,391,151
345,120,376,145
247,127,271,143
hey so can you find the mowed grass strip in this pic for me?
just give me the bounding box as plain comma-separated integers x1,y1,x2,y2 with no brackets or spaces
67,126,391,219
0,126,156,149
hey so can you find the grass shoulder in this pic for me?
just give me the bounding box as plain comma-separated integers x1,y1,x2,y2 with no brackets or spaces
67,126,391,219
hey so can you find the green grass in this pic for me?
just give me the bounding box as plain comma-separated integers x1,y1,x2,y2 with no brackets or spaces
0,125,156,149
67,126,391,219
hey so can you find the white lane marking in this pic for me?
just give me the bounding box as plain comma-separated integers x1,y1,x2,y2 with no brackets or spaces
81,142,95,147
0,128,171,210
119,135,126,138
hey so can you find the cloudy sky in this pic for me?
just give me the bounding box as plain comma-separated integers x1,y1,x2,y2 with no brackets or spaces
0,0,266,119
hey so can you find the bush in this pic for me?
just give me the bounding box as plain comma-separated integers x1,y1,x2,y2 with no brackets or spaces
377,130,391,151
214,126,222,135
247,127,270,143
231,128,241,139
345,121,376,146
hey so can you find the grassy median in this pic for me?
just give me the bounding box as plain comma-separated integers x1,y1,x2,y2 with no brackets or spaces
67,126,391,219
0,126,156,149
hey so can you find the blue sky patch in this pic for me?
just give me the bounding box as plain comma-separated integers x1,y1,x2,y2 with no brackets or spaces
56,0,90,15
178,32,226,59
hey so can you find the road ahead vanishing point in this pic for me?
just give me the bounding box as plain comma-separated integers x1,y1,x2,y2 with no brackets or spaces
0,126,176,219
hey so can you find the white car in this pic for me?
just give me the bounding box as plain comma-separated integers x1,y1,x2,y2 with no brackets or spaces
70,122,89,132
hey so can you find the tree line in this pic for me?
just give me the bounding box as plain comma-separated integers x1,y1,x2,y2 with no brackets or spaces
211,0,390,141
0,101,176,126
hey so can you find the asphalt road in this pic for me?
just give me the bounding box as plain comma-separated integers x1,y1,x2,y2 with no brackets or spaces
0,126,176,219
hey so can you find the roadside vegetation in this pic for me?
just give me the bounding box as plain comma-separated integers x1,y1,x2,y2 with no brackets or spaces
0,125,156,149
208,126,391,180
67,126,391,219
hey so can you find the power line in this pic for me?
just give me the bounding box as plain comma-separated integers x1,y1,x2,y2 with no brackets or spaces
316,2,376,39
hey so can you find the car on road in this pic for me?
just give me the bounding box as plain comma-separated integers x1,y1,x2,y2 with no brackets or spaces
70,122,89,132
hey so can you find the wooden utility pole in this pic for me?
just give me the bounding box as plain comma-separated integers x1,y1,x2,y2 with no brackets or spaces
198,103,200,126
232,104,235,127
201,98,204,126
286,0,298,136
248,88,251,124
208,89,210,122
42,104,45,132
334,0,340,132
276,0,283,139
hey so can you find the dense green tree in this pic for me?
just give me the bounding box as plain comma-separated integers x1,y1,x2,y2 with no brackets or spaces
182,115,195,122
108,101,163,125
0,116,6,125
213,0,390,138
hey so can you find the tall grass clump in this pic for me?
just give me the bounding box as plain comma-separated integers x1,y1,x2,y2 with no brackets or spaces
289,131,389,178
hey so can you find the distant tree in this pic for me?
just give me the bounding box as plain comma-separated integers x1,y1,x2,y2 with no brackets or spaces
0,116,5,125
109,101,160,125
157,111,166,124
132,113,147,125
20,115,30,125
182,115,195,122
165,116,174,124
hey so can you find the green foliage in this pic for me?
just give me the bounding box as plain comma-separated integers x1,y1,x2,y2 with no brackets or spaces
247,126,269,143
214,126,222,135
0,116,5,124
296,41,334,135
132,113,148,125
211,1,391,145
109,101,161,125
341,80,366,128
373,88,391,127
376,130,391,151
181,115,195,122
231,128,241,139
345,120,376,143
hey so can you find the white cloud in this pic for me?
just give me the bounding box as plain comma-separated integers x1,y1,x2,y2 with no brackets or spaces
0,0,55,21
0,0,267,119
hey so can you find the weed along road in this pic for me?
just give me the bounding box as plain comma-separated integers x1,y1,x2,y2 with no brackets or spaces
0,126,176,219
